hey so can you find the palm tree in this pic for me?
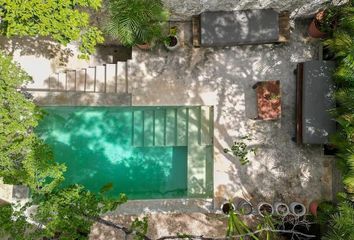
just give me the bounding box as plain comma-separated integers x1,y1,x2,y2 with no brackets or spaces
105,0,169,46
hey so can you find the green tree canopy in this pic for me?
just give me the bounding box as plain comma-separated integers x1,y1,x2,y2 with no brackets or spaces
0,52,128,239
0,0,104,59
0,185,127,239
0,52,65,193
106,0,169,46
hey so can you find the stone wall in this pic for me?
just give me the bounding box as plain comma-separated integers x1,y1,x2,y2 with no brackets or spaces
163,0,343,20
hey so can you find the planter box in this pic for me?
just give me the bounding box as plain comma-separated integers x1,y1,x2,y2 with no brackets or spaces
253,80,281,120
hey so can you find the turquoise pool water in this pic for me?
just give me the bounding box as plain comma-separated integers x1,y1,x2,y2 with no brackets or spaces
36,107,188,199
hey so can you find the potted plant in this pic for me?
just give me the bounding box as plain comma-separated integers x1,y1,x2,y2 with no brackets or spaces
223,135,256,165
257,202,274,217
106,0,169,49
234,198,253,215
164,26,179,51
308,10,327,38
308,3,353,38
252,80,281,120
221,200,235,215
274,202,290,216
289,202,306,217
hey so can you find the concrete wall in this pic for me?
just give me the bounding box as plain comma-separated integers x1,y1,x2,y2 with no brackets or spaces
164,0,343,20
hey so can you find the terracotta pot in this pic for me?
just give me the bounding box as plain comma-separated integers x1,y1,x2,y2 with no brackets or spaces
308,11,326,38
309,201,318,216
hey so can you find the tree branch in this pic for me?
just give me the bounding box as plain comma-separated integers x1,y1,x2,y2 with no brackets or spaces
156,229,316,239
95,217,316,240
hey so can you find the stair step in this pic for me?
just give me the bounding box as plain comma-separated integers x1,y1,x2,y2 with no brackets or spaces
95,66,105,92
67,70,76,90
76,69,86,91
187,144,207,197
205,145,213,197
133,110,143,147
105,64,116,93
201,106,213,145
58,72,66,90
86,67,95,92
166,108,177,146
154,109,165,146
143,110,154,147
176,108,188,146
117,61,127,93
48,73,58,90
188,107,201,145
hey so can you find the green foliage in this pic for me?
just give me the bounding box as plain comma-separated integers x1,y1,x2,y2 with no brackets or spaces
32,185,127,239
0,204,31,240
0,52,129,239
131,217,149,240
226,209,258,240
257,214,277,240
0,185,127,239
315,201,336,226
224,136,256,165
106,0,169,46
323,201,354,240
324,0,354,198
0,0,104,59
0,52,65,191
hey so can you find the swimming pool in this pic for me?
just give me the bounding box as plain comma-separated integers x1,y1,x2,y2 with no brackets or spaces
36,106,213,200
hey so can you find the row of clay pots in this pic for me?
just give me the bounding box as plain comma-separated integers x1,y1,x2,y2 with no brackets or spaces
221,200,306,217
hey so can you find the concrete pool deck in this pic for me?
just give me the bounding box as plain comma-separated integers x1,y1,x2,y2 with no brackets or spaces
126,18,334,207
1,18,335,238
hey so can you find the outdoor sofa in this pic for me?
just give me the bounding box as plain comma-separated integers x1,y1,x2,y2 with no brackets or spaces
192,9,290,47
295,60,336,144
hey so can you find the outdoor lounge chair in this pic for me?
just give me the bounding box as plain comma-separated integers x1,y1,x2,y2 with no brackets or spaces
295,60,336,144
192,9,290,47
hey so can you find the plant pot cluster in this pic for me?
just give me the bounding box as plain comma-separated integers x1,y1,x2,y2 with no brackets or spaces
220,200,307,218
221,199,253,215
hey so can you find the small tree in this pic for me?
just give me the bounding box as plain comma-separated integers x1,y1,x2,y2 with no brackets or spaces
105,0,169,46
0,52,65,189
0,0,104,59
0,185,127,239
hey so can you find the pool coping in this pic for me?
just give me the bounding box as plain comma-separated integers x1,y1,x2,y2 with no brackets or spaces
109,198,215,215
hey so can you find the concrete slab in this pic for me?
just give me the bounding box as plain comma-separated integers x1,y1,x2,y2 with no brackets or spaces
127,19,332,209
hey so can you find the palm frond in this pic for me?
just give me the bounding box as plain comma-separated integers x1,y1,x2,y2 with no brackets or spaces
105,0,169,46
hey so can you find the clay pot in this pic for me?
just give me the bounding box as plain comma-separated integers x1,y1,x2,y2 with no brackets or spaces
308,11,326,38
309,201,318,216
221,202,235,215
257,202,274,217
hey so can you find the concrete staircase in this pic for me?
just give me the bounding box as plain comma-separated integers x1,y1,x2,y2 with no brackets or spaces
47,61,128,93
131,106,214,198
